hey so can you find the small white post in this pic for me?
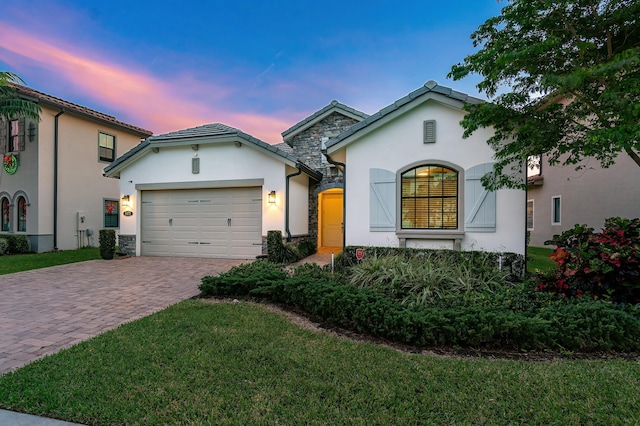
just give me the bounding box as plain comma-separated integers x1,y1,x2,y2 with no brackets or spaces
331,252,335,274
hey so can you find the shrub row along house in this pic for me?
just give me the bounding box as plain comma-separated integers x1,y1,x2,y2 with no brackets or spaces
0,85,152,252
104,81,526,258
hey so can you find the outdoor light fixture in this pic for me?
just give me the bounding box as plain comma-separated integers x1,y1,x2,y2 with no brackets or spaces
268,191,276,204
122,195,130,207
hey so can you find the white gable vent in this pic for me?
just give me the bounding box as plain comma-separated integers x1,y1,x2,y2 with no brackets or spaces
424,120,436,144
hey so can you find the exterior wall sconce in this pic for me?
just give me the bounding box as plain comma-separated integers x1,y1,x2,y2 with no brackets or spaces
122,195,134,216
268,190,276,204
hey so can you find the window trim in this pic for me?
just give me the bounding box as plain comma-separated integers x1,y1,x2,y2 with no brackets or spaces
526,199,534,231
103,198,120,228
395,160,465,239
98,131,116,163
551,195,561,226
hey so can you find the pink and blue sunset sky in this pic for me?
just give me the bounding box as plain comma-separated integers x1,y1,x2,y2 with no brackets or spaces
0,0,503,143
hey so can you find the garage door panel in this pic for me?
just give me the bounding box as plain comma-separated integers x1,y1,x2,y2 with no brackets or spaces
142,187,262,259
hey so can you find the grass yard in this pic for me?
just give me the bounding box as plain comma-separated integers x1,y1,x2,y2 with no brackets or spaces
0,247,100,275
526,246,556,273
1,300,639,425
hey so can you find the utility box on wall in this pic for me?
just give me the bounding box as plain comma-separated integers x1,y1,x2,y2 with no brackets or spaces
77,211,88,231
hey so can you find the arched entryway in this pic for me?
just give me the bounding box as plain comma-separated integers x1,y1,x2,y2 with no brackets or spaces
317,188,343,249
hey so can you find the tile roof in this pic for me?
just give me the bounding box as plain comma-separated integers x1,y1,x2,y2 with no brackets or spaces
12,84,153,137
104,123,322,181
325,80,484,150
281,100,368,141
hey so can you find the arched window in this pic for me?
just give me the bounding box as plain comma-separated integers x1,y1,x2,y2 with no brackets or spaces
17,196,27,232
400,165,458,230
1,197,10,232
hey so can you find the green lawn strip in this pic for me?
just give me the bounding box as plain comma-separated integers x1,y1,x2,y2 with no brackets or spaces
527,246,556,273
0,247,100,275
1,300,639,425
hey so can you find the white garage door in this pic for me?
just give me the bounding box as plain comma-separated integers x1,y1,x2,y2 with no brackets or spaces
141,187,262,258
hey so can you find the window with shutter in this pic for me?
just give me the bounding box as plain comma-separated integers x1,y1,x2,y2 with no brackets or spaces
464,162,496,232
400,165,458,230
369,168,395,231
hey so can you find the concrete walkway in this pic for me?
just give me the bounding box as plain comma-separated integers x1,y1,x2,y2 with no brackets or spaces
0,256,243,375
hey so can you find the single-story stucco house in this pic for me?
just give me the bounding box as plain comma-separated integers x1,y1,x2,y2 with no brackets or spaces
104,81,526,259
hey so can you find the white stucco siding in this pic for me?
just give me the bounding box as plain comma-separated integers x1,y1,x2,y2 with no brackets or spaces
341,99,525,255
118,142,296,249
286,166,310,236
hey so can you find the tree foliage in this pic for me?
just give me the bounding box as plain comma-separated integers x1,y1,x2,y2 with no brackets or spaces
449,0,640,189
0,72,41,121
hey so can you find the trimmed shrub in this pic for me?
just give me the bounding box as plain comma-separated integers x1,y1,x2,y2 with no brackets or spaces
296,237,317,259
266,230,297,264
198,260,640,352
0,235,31,254
536,218,640,302
266,230,316,264
98,229,116,260
0,238,8,256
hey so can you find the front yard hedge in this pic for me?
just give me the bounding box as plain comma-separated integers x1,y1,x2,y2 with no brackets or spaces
200,262,640,352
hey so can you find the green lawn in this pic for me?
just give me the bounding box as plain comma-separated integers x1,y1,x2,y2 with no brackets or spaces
527,246,556,273
1,300,638,425
0,247,100,275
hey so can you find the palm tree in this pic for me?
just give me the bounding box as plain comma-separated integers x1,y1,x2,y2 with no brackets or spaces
0,72,41,121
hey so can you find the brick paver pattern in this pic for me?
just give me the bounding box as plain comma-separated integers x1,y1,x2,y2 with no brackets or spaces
0,257,243,375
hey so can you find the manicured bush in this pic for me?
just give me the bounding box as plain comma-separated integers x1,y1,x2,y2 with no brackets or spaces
536,218,640,302
0,235,31,254
296,237,317,258
266,231,316,264
198,261,640,352
0,238,8,256
98,229,116,260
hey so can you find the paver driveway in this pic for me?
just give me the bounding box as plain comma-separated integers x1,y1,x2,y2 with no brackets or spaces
0,256,243,375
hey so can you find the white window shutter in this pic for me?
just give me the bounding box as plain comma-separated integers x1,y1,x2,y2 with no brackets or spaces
464,162,496,232
370,168,396,231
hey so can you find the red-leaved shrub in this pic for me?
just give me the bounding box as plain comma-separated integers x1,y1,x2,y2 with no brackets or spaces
535,218,640,302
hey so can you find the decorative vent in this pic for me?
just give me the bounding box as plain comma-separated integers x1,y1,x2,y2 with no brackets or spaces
192,157,200,174
423,120,436,144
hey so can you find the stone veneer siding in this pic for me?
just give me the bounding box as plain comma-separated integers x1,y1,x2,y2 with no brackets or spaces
118,234,136,256
286,112,361,242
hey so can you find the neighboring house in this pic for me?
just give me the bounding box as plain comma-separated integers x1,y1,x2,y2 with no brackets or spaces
0,85,152,252
105,81,526,258
527,153,640,247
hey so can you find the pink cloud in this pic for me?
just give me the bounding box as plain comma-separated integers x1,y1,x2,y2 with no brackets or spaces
0,21,290,143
